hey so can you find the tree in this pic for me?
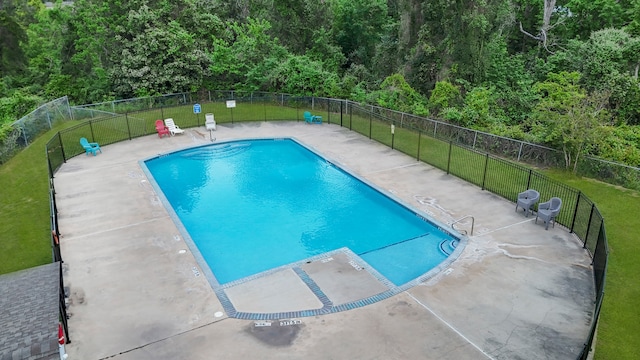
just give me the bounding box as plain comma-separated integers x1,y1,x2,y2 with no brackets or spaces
564,0,635,40
266,54,340,96
484,35,536,124
458,86,497,128
629,0,640,35
24,4,70,98
548,28,640,124
330,0,390,68
518,0,563,53
110,3,212,97
305,27,346,73
428,80,461,116
209,18,288,91
64,0,122,102
368,73,428,116
262,0,333,54
0,9,27,92
397,0,423,59
530,71,609,172
370,20,401,81
596,124,640,165
407,0,515,92
578,29,640,87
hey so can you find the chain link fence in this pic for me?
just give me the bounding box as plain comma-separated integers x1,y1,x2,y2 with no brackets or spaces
1,96,72,164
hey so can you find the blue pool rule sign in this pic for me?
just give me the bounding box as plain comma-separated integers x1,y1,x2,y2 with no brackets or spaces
193,103,201,126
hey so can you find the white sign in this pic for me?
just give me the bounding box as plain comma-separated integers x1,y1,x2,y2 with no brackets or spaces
226,100,236,108
279,319,302,326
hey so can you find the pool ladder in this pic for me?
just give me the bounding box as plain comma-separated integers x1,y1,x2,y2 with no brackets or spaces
451,215,474,236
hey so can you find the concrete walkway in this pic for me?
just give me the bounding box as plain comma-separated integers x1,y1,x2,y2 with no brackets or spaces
56,122,595,359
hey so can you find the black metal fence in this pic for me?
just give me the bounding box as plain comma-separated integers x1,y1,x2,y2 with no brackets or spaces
46,92,607,359
49,177,70,343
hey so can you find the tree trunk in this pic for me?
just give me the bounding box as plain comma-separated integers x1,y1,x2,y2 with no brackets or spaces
542,0,556,38
519,0,557,52
398,0,423,54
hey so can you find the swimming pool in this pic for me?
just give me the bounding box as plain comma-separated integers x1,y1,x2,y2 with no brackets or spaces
143,138,460,286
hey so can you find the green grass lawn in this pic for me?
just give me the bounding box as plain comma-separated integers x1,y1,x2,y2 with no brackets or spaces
542,169,640,360
0,142,51,273
0,120,82,273
0,104,636,359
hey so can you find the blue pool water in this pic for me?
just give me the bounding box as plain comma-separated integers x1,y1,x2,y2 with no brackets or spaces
143,139,459,286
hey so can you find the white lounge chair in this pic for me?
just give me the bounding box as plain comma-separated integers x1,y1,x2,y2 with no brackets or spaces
164,118,185,135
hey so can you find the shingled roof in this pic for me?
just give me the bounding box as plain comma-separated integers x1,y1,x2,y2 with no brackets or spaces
0,263,61,360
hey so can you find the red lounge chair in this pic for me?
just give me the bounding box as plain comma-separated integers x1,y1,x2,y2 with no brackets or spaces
155,119,170,138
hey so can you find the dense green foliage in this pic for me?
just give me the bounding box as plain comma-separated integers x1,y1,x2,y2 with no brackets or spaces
1,0,640,170
530,71,609,171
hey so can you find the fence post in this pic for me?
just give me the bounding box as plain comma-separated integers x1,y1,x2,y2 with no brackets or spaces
66,96,74,121
20,123,28,145
340,101,343,127
518,142,524,162
447,141,453,174
369,111,372,139
88,120,95,141
125,113,132,140
58,132,66,163
327,99,330,124
59,262,70,344
584,204,596,249
417,131,421,161
349,103,352,130
47,155,54,179
482,153,489,190
391,123,395,150
570,191,582,234
526,169,532,189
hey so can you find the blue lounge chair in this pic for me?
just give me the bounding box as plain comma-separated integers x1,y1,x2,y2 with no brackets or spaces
304,111,322,124
80,137,102,156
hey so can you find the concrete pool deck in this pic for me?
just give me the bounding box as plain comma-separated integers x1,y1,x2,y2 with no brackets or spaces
56,121,595,359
